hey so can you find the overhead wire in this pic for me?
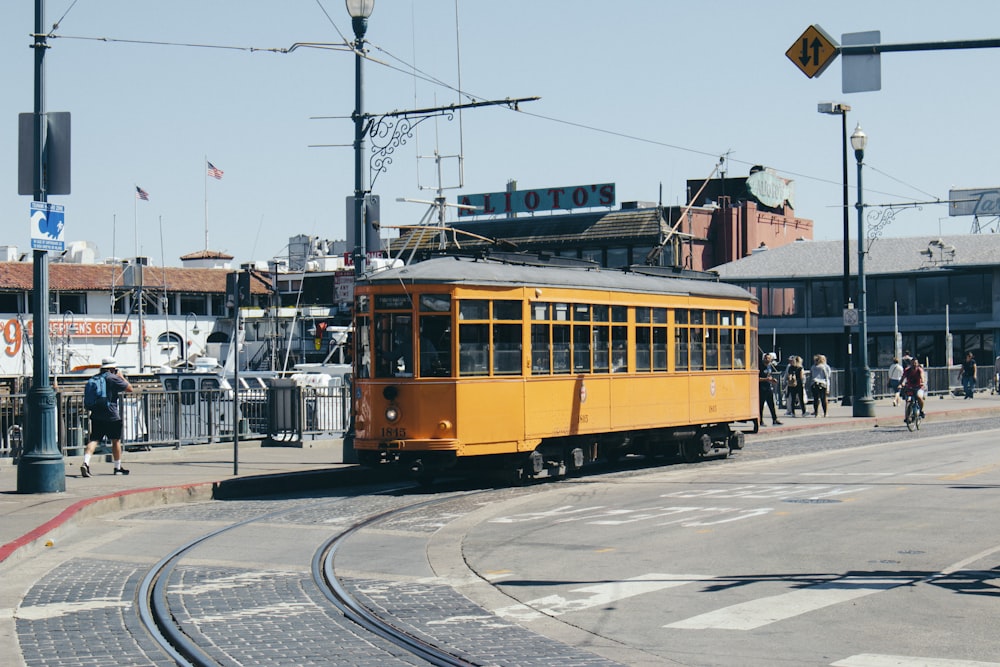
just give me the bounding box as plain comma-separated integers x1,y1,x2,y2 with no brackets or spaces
42,4,937,207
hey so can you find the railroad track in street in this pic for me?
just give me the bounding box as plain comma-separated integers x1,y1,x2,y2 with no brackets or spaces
137,484,485,666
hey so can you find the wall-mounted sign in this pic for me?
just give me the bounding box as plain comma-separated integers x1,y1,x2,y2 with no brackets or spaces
457,183,615,218
746,170,794,209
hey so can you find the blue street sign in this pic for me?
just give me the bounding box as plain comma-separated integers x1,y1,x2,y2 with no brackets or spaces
30,201,65,251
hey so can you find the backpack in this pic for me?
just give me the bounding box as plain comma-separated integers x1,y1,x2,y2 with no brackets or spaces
84,372,108,410
786,369,798,387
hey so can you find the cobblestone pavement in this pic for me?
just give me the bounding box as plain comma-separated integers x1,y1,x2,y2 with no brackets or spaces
13,488,625,666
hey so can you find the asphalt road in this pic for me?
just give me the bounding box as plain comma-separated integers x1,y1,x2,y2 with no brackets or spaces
8,418,1000,666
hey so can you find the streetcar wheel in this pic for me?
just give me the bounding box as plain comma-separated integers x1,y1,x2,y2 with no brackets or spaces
680,440,700,463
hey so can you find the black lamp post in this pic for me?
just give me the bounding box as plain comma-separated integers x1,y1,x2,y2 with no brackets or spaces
817,102,853,406
851,123,876,417
18,0,65,494
347,0,375,280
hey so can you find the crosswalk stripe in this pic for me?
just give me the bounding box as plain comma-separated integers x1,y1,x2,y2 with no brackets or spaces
495,573,712,622
832,653,1000,667
665,576,914,630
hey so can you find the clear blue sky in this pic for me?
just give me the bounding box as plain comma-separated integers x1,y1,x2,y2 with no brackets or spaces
3,1,999,267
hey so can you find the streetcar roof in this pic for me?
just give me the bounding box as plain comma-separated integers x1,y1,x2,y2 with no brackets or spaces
360,256,756,302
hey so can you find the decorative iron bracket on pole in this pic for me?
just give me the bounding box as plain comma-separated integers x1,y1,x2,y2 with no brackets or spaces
365,96,539,188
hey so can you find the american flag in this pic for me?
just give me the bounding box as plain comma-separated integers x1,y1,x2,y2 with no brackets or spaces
135,186,150,201
207,161,224,180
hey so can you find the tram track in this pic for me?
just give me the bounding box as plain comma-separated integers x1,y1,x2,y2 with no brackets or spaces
136,484,489,666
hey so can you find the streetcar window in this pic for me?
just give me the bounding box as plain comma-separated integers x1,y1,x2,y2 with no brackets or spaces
573,325,591,373
459,300,488,320
653,308,667,324
720,326,733,369
675,309,688,324
574,304,591,321
355,295,369,312
705,310,718,325
593,326,610,373
552,324,571,373
419,315,451,377
690,310,704,325
494,300,521,321
636,307,651,324
554,303,569,321
593,304,609,322
653,327,668,371
705,328,720,370
531,324,550,373
459,323,489,376
675,327,689,371
636,328,651,371
375,314,413,378
493,323,522,375
611,306,627,322
690,327,704,370
532,303,550,320
356,316,371,378
419,294,451,312
612,326,628,372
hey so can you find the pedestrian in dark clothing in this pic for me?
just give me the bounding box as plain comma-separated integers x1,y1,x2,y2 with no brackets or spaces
758,353,782,426
959,352,977,399
81,357,133,477
785,355,807,416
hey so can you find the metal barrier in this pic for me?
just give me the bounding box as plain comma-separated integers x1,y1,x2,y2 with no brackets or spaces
0,382,351,457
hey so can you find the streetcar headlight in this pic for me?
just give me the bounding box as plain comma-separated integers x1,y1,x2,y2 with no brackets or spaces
438,419,452,432
385,406,399,422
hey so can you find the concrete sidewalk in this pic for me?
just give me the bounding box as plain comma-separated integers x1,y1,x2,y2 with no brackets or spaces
1,391,998,565
0,438,360,564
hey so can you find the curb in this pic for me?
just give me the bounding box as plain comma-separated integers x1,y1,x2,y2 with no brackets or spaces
0,465,370,566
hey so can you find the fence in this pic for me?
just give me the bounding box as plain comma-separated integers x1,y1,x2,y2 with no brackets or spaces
776,364,992,408
0,382,350,461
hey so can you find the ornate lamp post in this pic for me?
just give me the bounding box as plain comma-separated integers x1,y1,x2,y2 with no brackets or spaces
346,0,375,279
817,102,853,406
851,123,876,417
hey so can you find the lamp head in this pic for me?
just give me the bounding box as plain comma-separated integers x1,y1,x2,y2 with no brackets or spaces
346,0,374,39
850,123,868,152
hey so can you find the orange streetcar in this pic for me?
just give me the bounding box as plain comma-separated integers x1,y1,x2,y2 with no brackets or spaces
352,255,759,481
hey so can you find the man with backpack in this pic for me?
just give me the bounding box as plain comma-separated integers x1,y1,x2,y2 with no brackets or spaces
80,357,133,477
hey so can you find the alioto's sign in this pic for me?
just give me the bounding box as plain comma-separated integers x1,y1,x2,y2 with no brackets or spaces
457,183,615,218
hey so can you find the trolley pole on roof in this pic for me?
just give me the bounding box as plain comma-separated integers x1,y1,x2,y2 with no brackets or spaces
18,0,65,494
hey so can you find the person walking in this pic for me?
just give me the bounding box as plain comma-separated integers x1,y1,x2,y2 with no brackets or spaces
959,352,977,399
758,353,782,426
888,357,904,406
809,354,833,417
80,357,133,477
784,355,807,417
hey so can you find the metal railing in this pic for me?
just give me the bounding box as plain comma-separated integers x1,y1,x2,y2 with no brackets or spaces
776,364,986,408
0,383,351,460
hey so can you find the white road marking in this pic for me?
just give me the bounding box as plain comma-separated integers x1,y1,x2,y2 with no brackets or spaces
16,598,131,620
832,654,1000,667
495,573,712,622
665,576,914,630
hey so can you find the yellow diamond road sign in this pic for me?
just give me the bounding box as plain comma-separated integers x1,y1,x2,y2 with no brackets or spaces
786,24,839,78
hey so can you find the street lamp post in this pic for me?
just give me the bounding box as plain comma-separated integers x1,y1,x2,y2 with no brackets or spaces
817,102,853,406
851,123,876,417
347,0,375,280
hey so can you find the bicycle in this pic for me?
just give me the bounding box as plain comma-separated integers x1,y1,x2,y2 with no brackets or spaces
902,388,921,431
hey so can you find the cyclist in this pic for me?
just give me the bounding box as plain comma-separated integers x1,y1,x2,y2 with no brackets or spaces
900,357,927,422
